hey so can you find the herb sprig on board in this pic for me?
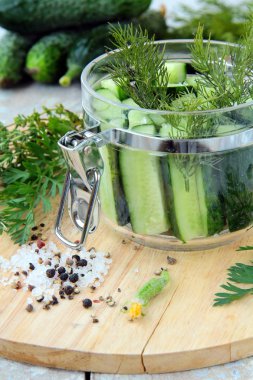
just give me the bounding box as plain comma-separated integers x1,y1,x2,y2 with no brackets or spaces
0,105,82,244
214,246,253,306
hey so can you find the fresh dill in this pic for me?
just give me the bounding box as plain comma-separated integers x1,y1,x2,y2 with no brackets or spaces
0,105,82,244
106,23,169,110
190,21,253,109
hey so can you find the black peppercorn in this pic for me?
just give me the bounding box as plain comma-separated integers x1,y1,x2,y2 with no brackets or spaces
58,266,66,275
72,254,80,261
64,285,74,295
31,226,38,231
77,259,87,267
40,223,45,227
29,263,35,270
69,273,79,283
31,234,38,241
52,296,59,305
46,268,55,278
82,298,92,309
60,273,68,281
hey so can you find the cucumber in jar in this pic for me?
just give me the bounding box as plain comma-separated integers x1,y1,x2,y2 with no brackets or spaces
119,124,169,235
163,153,224,242
93,83,129,225
219,146,253,232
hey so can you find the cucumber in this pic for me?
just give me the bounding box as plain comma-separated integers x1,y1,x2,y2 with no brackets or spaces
25,32,78,83
0,32,33,87
119,125,169,235
219,146,253,232
165,154,224,242
100,79,127,100
0,0,151,34
165,62,186,84
93,88,123,120
128,110,152,128
99,144,129,226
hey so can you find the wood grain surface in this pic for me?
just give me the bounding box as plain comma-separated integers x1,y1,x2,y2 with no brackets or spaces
0,202,253,374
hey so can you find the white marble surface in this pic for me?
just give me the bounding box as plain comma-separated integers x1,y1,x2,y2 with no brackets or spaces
0,0,251,378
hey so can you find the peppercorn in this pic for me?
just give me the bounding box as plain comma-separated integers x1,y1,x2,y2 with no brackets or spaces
52,296,59,305
77,259,87,267
69,273,79,283
29,263,35,270
58,266,66,275
22,271,28,276
31,226,38,231
92,318,99,323
37,239,45,249
28,285,35,292
72,254,80,261
31,234,38,241
66,257,74,266
64,285,74,295
25,304,33,313
46,268,55,278
36,296,44,303
82,298,92,308
40,223,45,227
60,273,68,281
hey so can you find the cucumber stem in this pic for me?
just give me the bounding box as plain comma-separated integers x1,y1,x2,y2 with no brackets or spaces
59,65,81,87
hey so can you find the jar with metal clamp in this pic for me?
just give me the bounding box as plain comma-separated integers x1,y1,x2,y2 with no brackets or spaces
55,40,253,251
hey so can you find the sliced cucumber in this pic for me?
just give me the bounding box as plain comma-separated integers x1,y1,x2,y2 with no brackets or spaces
93,88,122,119
128,110,152,129
186,74,199,89
100,78,126,100
122,98,139,107
119,125,169,235
99,121,129,226
166,154,224,242
165,62,186,84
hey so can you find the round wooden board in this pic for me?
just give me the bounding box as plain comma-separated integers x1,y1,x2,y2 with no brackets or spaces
1,202,253,374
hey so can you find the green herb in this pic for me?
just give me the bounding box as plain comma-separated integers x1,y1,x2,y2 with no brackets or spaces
0,105,82,244
106,23,169,110
190,21,253,109
214,245,253,306
168,0,250,42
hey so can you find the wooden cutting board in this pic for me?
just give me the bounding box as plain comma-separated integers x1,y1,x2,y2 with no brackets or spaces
1,201,253,374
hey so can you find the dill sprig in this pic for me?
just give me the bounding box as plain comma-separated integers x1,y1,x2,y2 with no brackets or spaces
106,23,169,110
190,20,253,109
0,105,82,244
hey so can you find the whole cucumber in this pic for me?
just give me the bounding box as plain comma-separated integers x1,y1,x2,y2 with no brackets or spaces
0,0,151,34
25,32,79,83
0,32,33,87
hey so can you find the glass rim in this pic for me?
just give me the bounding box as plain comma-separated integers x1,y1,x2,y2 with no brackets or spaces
81,38,253,116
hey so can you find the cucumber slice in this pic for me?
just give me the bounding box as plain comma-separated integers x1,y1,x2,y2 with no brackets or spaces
166,155,224,242
128,110,152,129
100,78,126,100
165,62,186,84
122,98,139,107
99,121,129,226
119,125,169,235
93,88,122,119
186,74,199,89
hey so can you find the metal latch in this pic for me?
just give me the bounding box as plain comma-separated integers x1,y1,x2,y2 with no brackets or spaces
55,130,104,250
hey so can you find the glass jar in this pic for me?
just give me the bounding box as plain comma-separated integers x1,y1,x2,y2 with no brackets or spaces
55,40,253,251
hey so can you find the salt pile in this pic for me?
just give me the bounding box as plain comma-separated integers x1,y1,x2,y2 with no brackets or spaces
0,240,112,311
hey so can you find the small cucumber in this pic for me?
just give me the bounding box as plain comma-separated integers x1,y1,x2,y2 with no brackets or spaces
165,62,186,84
120,125,169,235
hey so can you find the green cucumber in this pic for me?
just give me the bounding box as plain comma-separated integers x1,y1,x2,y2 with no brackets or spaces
26,31,78,83
0,32,34,87
219,146,253,232
93,88,122,120
128,110,152,129
0,0,151,34
165,154,224,242
99,122,129,226
119,125,169,235
100,79,126,100
165,62,186,84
